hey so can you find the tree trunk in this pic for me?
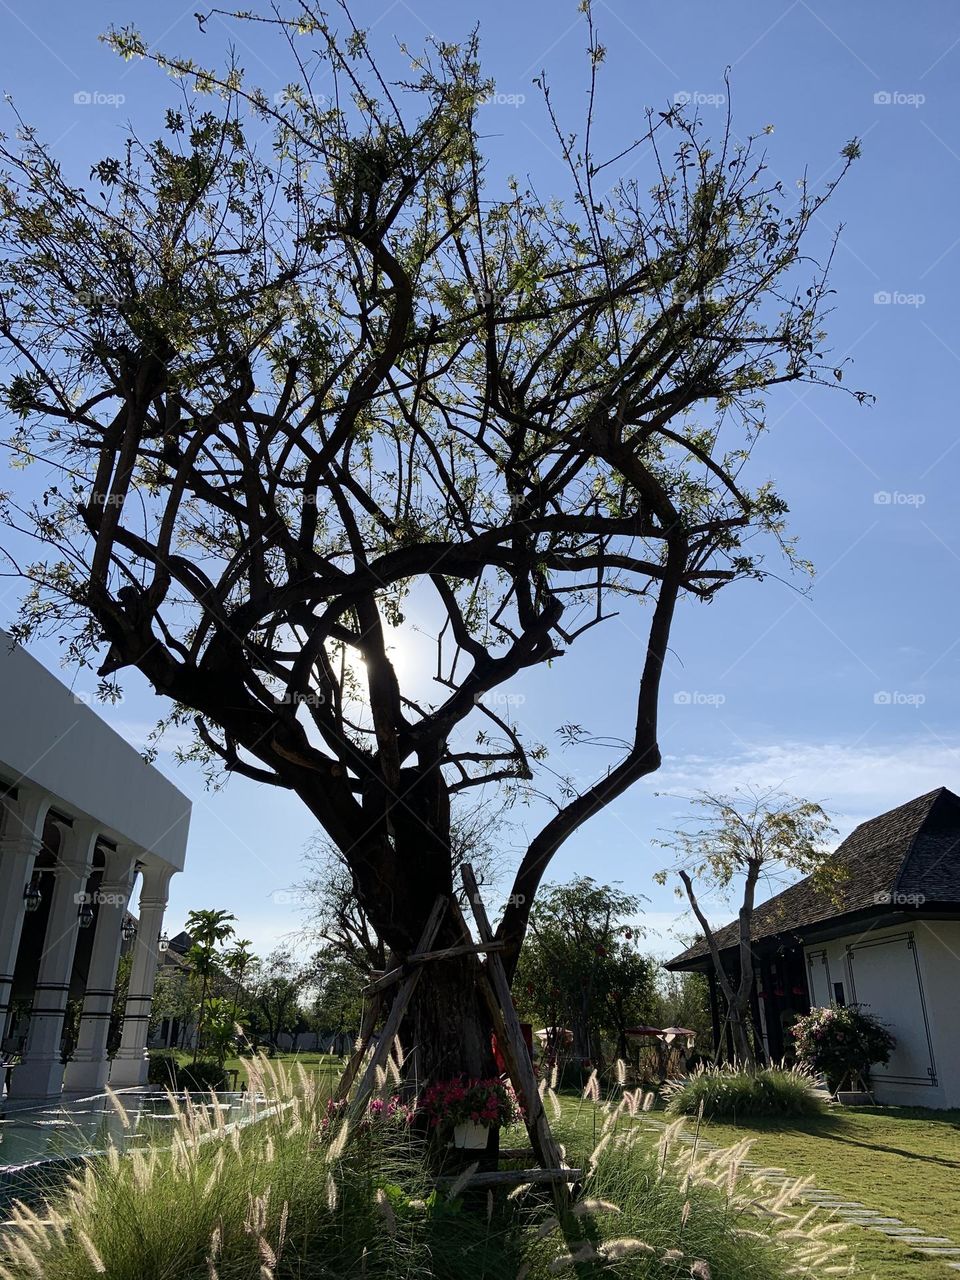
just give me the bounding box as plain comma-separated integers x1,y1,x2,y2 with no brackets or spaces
402,953,496,1087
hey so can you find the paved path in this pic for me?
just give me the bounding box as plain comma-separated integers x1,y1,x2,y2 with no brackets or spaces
628,1112,960,1272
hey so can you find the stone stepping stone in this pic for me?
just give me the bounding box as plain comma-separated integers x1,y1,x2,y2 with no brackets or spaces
916,1248,960,1257
879,1235,953,1244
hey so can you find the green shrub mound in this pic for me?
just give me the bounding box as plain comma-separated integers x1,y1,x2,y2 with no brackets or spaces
662,1064,827,1119
146,1051,227,1091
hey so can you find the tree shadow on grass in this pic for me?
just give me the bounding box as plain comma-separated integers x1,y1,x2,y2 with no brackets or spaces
728,1107,960,1172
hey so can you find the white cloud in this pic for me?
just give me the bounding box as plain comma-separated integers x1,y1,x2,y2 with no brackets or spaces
653,737,960,836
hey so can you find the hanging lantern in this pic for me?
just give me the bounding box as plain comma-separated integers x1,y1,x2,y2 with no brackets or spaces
78,902,95,929
158,931,170,952
121,917,137,943
22,879,43,913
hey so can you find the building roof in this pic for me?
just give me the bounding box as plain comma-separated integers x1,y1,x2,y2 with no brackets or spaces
666,787,960,970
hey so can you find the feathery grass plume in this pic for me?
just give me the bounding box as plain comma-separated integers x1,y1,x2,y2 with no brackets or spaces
375,1187,397,1235
615,1058,627,1086
599,1238,655,1260
259,1267,274,1280
6,1236,44,1278
374,1064,387,1092
662,1248,684,1262
546,1087,562,1121
326,1171,339,1211
690,1261,711,1279
535,1215,560,1240
681,1199,691,1227
105,1085,131,1130
572,1198,621,1217
549,1242,597,1270
386,1054,401,1085
487,1190,494,1223
623,1088,639,1116
6,1202,52,1251
77,1229,107,1273
391,1035,405,1069
582,1069,599,1101
326,1117,350,1163
549,1062,559,1090
642,1090,656,1111
258,1235,278,1268
588,1132,612,1173
209,1224,222,1263
446,1161,479,1200
507,1182,533,1201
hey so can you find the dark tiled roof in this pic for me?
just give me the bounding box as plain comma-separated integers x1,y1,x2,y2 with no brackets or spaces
666,787,960,969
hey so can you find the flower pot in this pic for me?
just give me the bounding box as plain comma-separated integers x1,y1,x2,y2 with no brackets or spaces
451,1120,490,1149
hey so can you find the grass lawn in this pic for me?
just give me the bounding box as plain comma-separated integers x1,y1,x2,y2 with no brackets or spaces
165,1047,346,1087
699,1105,960,1280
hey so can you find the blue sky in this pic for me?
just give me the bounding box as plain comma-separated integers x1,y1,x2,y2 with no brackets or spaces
1,0,959,957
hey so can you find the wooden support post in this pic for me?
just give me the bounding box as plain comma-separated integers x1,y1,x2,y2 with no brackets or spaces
459,865,573,1215
362,940,508,997
335,987,384,1102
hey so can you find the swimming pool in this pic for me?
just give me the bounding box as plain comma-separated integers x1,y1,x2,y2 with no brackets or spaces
0,1089,260,1207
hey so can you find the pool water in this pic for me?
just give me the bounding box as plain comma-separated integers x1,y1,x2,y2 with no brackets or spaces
0,1089,258,1207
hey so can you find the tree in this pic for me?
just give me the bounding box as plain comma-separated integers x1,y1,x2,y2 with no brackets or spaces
248,948,306,1049
0,6,861,1081
184,908,236,1062
223,937,256,1029
655,788,836,1066
514,877,655,1065
311,948,365,1053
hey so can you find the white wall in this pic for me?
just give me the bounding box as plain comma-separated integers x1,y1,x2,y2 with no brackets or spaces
0,632,190,867
804,920,960,1109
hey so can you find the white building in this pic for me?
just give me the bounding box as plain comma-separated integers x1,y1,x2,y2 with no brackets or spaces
667,787,960,1108
0,631,189,1099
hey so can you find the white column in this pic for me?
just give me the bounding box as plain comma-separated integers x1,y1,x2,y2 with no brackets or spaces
110,861,174,1088
9,818,100,1099
62,846,139,1094
0,785,51,1044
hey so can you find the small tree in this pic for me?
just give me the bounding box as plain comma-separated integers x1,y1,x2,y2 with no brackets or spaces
514,877,654,1066
248,948,306,1049
185,908,236,1063
223,938,256,1030
656,788,837,1067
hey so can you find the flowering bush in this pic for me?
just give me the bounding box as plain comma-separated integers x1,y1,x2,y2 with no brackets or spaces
320,1093,414,1136
791,1003,895,1090
417,1076,521,1132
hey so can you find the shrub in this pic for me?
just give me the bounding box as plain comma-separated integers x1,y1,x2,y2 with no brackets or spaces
145,1050,179,1087
662,1064,827,1119
146,1053,227,1091
791,1003,895,1091
176,1059,228,1091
